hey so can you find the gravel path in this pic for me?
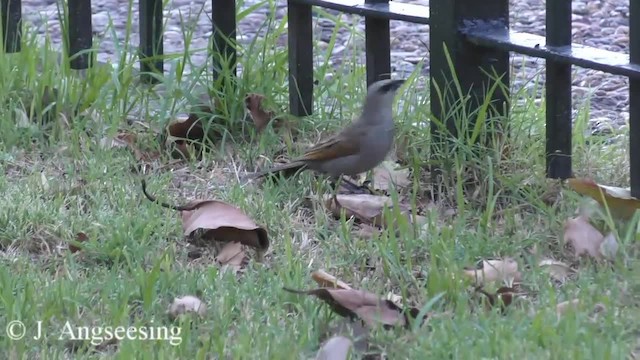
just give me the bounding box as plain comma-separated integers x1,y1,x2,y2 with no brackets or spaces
19,0,631,132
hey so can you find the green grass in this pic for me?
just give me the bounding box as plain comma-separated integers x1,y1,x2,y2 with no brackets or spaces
1,1,639,359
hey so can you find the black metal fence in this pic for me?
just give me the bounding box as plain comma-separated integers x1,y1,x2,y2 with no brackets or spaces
1,0,638,198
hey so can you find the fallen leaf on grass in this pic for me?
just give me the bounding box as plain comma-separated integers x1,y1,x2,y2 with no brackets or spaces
563,215,606,260
538,259,574,282
315,336,353,360
474,286,518,313
167,295,207,321
283,287,422,328
68,232,89,253
164,114,206,159
354,160,411,192
311,270,352,290
567,178,640,220
323,194,425,228
245,93,276,133
182,200,269,258
215,241,247,270
599,232,619,261
463,258,521,285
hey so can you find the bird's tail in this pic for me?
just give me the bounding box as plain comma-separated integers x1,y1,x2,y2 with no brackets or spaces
244,161,308,180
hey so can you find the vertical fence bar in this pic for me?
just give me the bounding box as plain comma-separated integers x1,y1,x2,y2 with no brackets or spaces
140,0,163,83
429,0,510,178
287,0,313,116
545,0,573,179
0,0,21,53
364,0,391,86
67,0,92,69
211,0,237,78
630,0,640,198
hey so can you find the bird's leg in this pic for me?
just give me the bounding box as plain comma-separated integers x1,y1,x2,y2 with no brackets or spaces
340,176,362,192
329,176,343,208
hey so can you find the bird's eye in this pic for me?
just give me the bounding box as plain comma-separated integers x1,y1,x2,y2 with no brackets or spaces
379,83,394,93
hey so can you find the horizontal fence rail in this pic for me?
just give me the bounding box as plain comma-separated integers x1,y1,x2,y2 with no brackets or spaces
0,0,637,197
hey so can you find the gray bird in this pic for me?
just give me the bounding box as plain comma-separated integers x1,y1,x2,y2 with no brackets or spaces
249,78,405,183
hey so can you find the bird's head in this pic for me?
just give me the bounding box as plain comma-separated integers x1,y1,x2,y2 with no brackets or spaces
361,78,405,122
367,78,405,96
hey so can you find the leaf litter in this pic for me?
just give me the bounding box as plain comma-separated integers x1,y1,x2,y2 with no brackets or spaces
567,178,640,220
322,193,426,229
141,181,270,268
284,271,427,330
463,258,521,285
562,214,618,261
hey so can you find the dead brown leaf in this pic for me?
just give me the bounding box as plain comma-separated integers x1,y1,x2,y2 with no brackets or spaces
283,287,423,329
167,295,207,321
563,215,605,259
567,178,640,220
599,232,619,260
475,286,517,313
69,232,88,253
364,160,411,191
215,241,247,269
181,200,269,256
538,259,574,282
315,336,353,360
311,270,352,290
245,93,276,133
463,258,521,285
323,194,424,228
164,114,206,159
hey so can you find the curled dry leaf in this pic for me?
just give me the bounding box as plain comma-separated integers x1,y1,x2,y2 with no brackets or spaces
181,200,269,255
567,178,640,220
538,259,574,282
215,241,247,270
283,287,422,329
311,270,352,290
323,194,425,228
69,232,89,253
599,232,619,261
475,286,517,313
463,258,521,285
563,215,605,260
167,295,207,321
245,93,276,133
164,114,206,159
355,160,411,191
315,336,353,360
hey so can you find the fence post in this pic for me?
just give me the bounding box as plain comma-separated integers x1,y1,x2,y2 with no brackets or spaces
545,1,573,179
1,0,21,53
630,0,640,198
139,0,163,82
429,0,510,179
211,0,237,78
364,0,391,86
287,0,313,116
67,0,92,69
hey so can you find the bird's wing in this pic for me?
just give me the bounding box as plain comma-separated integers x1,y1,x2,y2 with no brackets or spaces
298,126,364,162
